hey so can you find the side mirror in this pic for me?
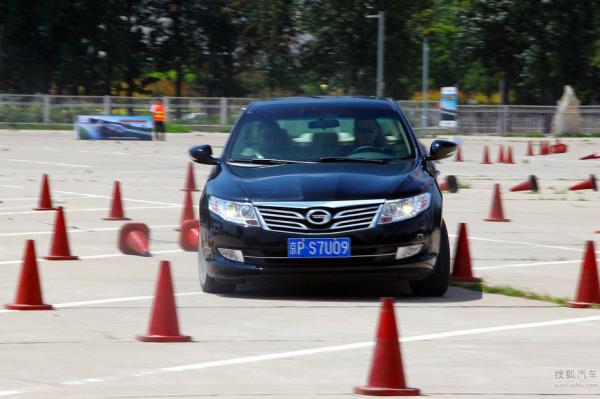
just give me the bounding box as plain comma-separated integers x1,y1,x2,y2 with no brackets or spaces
189,145,219,165
427,140,457,161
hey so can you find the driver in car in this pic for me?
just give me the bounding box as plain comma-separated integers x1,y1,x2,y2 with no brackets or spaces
251,120,292,159
354,118,386,147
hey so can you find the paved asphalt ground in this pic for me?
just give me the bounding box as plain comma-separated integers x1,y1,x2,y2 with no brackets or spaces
0,130,599,398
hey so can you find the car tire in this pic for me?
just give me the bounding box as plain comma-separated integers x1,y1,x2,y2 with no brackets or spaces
198,246,236,294
409,221,450,297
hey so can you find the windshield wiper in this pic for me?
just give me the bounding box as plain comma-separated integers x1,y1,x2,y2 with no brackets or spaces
229,158,302,165
319,157,388,164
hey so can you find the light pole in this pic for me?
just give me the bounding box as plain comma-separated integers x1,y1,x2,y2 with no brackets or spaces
366,12,385,97
421,37,429,130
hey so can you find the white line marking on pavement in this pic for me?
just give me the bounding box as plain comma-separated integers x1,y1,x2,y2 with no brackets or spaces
1,158,91,168
79,150,126,156
0,224,178,237
54,292,200,309
449,234,599,254
0,205,178,216
0,290,199,314
0,196,78,201
0,205,34,211
0,248,184,265
0,392,21,397
474,260,580,270
27,313,600,393
0,185,25,189
54,190,180,206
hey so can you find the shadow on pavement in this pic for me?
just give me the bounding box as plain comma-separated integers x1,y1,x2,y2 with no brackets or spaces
224,277,483,303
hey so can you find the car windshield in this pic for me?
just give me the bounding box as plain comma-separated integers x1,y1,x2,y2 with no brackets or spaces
227,102,415,163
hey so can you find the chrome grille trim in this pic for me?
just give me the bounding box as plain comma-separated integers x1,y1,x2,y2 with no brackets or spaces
244,253,396,259
334,206,380,219
254,199,385,234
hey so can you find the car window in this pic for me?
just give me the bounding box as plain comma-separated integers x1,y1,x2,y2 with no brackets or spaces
228,106,414,162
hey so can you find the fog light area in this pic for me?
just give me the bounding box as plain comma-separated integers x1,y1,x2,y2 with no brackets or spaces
218,248,244,262
395,244,423,260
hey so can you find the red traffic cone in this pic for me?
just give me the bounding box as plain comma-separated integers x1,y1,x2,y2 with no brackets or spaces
569,175,597,191
103,181,130,221
504,146,515,164
354,298,420,396
451,223,482,283
118,223,150,256
5,240,53,310
439,175,458,193
551,143,567,154
580,153,598,160
454,146,463,162
179,219,200,252
566,241,600,308
526,142,534,156
484,183,510,222
182,162,199,192
33,174,56,211
175,191,195,231
136,261,191,342
481,146,492,164
496,145,505,163
541,141,550,155
43,207,78,260
510,175,539,192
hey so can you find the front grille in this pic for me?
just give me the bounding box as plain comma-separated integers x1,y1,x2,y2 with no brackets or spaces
254,200,384,234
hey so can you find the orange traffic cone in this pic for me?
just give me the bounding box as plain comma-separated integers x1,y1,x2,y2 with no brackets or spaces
118,223,150,256
5,240,53,310
354,298,420,396
484,184,510,222
566,242,600,308
454,146,463,162
179,219,200,252
33,174,56,211
182,162,199,192
481,146,492,164
569,175,597,191
451,223,482,283
504,146,515,164
175,191,195,231
136,261,191,342
43,207,78,260
497,145,505,163
103,181,130,221
526,142,534,156
510,175,539,192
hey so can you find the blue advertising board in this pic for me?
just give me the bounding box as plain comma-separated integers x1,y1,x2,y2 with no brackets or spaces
76,115,153,140
439,87,458,128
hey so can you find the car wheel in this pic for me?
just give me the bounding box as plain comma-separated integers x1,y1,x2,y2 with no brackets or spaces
409,221,450,297
197,245,236,294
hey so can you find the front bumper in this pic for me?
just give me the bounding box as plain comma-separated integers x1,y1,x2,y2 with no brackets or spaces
199,210,442,283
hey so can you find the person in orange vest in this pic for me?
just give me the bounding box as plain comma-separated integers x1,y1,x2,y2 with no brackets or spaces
149,98,167,140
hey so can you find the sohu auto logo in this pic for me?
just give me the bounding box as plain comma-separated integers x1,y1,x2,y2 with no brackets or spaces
306,209,332,225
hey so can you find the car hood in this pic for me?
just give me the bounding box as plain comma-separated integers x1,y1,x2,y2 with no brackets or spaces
208,160,432,202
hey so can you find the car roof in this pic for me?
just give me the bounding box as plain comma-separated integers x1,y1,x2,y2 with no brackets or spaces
246,96,397,113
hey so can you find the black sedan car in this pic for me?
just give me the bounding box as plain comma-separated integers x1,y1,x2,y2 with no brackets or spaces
190,96,456,296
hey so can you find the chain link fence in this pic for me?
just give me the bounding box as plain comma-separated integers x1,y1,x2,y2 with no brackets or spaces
1,94,599,134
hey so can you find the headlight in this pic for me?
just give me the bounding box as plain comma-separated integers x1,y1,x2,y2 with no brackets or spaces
208,196,259,227
378,193,431,224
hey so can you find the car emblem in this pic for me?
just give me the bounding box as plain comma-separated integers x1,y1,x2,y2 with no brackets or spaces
306,209,332,225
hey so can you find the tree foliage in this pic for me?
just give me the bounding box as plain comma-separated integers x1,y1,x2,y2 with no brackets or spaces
0,0,599,104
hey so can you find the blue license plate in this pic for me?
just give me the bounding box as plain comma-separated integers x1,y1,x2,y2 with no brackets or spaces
287,238,351,258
